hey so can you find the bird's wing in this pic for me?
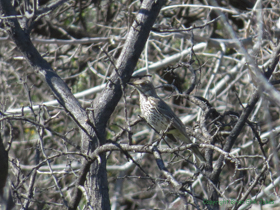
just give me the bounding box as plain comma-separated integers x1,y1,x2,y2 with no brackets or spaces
153,97,206,162
151,97,187,133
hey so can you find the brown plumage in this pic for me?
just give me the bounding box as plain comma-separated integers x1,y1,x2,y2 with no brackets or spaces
129,79,205,163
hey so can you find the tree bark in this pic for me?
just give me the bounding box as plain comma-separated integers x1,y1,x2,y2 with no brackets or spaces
0,0,167,209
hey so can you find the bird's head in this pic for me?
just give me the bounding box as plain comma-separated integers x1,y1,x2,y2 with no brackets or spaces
128,79,158,97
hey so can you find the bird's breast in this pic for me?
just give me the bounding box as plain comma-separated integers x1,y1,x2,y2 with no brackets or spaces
139,96,170,132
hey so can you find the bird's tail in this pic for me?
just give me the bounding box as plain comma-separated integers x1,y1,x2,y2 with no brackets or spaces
190,145,206,164
168,130,206,163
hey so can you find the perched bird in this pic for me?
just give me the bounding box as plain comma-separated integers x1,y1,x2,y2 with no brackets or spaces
129,79,205,163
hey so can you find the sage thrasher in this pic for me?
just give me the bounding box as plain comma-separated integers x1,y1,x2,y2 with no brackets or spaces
129,79,205,163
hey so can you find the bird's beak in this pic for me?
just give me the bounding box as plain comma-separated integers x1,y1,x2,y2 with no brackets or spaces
128,79,143,86
127,82,135,87
127,82,137,90
127,82,139,88
127,82,140,93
